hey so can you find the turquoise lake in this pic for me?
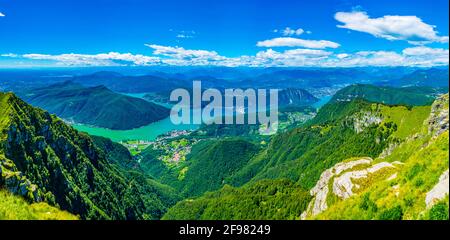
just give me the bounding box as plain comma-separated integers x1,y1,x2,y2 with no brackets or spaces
72,94,332,142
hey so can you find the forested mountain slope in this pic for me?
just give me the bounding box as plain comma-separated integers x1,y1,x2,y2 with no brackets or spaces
330,84,439,106
22,81,170,130
163,94,448,220
0,92,178,220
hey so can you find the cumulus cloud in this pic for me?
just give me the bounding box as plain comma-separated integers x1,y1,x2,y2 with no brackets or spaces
335,11,449,44
251,48,333,67
256,37,340,49
146,44,224,60
401,46,449,66
0,12,5,17
336,53,350,59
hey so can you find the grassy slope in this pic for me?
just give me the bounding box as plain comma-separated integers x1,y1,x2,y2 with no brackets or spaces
0,190,77,220
315,94,449,220
317,131,449,220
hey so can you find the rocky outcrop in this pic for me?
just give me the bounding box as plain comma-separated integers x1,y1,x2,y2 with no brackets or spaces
425,169,449,208
333,162,397,199
428,94,449,137
301,158,372,219
301,158,398,219
0,156,43,202
352,111,383,133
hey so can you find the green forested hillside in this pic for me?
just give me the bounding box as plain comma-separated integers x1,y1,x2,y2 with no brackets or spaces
229,100,430,190
314,95,449,220
162,94,445,220
330,84,440,106
91,135,137,169
22,81,170,130
178,139,260,196
0,92,178,220
1,89,448,220
140,138,260,197
163,179,311,220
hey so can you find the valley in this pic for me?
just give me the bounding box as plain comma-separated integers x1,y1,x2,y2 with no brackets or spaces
0,67,448,220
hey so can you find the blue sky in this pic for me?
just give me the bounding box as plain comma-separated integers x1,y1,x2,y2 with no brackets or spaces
0,0,448,68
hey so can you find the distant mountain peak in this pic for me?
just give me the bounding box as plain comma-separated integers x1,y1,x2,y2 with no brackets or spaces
89,71,123,78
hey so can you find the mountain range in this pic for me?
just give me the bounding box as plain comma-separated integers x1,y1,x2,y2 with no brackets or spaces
0,77,448,220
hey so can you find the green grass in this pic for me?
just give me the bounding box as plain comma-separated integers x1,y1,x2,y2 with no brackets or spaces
0,93,13,141
380,105,430,139
0,189,78,220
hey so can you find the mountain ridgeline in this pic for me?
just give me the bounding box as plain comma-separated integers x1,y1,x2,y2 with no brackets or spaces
278,88,318,107
387,68,449,88
330,84,442,106
144,87,318,108
22,81,170,130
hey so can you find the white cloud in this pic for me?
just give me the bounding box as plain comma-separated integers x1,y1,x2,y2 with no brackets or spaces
283,48,332,57
335,11,449,44
1,53,18,57
402,46,449,56
21,52,161,66
336,53,350,59
146,44,223,60
324,48,449,67
282,27,304,36
256,37,340,49
251,47,449,67
251,48,333,67
0,12,5,17
329,51,406,67
3,46,448,68
173,30,196,39
401,46,449,66
176,34,194,39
